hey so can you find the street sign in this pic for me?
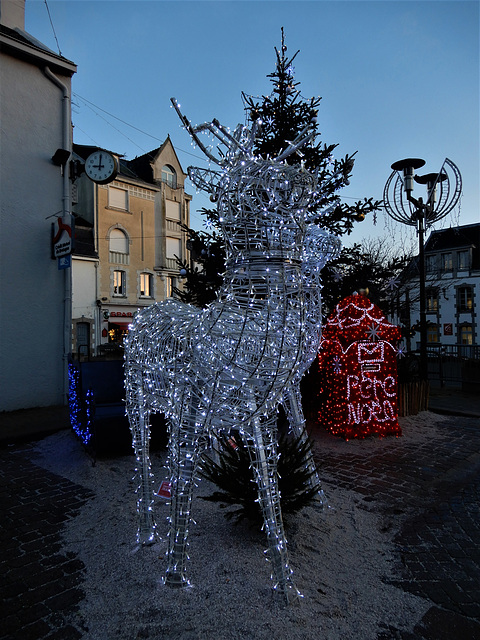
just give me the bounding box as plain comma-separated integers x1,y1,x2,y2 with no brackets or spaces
52,216,74,258
58,254,71,270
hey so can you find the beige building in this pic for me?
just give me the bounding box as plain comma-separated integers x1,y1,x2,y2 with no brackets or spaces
72,140,191,358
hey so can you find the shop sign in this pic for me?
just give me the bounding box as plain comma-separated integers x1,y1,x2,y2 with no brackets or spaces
443,323,453,336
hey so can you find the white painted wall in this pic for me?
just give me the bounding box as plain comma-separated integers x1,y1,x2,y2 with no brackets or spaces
72,259,98,321
0,40,74,410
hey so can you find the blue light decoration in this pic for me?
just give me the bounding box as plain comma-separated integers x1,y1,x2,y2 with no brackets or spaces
68,362,94,446
124,98,343,604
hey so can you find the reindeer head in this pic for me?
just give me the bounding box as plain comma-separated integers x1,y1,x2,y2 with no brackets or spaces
171,98,318,224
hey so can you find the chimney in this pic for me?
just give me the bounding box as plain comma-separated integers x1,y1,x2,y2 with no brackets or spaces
0,0,25,30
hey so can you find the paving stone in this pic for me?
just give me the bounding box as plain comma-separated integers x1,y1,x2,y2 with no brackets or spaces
0,444,93,640
314,414,480,638
2,411,480,639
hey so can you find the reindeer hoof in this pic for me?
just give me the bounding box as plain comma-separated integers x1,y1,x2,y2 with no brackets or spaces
165,571,190,589
137,527,157,546
277,581,303,605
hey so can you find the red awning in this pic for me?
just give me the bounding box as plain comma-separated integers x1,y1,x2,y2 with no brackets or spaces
109,320,131,328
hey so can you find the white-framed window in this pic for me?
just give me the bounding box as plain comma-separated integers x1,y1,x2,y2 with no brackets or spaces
109,228,129,264
457,250,470,271
113,270,126,296
109,186,129,210
140,272,153,297
425,255,437,273
166,237,181,268
427,324,439,343
162,165,177,188
165,276,175,298
459,324,473,345
166,199,181,220
457,286,473,312
441,252,453,272
426,288,438,313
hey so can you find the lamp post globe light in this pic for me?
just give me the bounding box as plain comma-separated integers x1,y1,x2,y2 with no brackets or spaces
383,157,462,381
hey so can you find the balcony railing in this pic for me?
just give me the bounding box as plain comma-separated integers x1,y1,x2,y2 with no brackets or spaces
109,251,129,265
417,343,480,360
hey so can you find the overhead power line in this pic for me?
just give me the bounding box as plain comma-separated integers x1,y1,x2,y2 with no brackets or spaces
73,93,206,162
44,0,62,56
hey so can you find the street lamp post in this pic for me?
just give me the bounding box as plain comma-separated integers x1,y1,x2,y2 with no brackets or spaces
383,157,462,381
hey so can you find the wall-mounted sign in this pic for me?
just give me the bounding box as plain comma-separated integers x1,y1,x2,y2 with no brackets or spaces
52,215,74,258
58,255,71,270
443,323,453,336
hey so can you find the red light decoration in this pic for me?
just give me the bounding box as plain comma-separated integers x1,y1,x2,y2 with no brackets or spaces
317,292,402,439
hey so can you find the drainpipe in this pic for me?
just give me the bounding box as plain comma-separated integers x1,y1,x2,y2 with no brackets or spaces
44,65,72,404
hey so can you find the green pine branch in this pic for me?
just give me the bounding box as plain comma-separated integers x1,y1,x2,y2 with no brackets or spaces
198,429,321,523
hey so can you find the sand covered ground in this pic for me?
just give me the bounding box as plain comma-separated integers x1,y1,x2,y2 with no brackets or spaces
29,415,442,639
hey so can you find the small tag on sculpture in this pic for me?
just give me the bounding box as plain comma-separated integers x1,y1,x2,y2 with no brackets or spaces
156,481,171,499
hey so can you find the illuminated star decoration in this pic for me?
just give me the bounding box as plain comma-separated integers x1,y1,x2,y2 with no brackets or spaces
332,269,343,283
366,322,381,341
387,276,400,291
332,356,342,374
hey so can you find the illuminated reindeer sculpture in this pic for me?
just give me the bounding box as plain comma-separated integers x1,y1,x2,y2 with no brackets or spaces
124,98,340,603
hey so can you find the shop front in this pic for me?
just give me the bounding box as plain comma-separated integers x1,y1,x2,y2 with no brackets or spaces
100,306,136,354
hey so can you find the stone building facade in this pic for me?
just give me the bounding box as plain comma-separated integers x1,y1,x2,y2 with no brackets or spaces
72,140,191,358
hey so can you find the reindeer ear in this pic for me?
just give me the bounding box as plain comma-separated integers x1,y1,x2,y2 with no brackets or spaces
187,166,222,196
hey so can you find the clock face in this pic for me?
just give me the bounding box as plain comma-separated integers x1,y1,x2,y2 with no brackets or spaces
85,150,118,184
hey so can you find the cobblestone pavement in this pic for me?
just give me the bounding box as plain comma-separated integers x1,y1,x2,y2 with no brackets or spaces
0,443,94,640
1,411,479,639
311,413,480,639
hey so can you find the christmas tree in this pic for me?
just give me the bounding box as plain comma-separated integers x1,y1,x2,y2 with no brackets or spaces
176,29,381,307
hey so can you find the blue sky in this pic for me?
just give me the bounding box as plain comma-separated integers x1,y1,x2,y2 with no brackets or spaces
26,0,479,248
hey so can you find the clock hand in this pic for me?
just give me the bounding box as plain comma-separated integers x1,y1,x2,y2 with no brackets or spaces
93,153,105,171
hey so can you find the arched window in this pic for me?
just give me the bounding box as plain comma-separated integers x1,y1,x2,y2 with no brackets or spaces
162,165,177,188
109,228,129,264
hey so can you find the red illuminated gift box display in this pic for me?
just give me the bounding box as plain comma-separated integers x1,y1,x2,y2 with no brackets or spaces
317,292,402,439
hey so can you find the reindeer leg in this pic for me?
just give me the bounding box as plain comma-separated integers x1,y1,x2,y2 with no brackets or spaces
126,369,157,545
165,402,201,588
246,412,301,604
282,384,327,508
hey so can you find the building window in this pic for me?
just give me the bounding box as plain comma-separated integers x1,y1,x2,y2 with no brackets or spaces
109,228,129,264
109,186,129,210
165,276,175,298
427,324,439,343
426,288,438,313
140,272,153,297
459,324,473,345
457,250,470,271
166,236,181,268
166,199,181,220
425,255,437,273
76,322,90,358
441,252,453,272
457,286,473,312
162,165,177,188
113,270,126,296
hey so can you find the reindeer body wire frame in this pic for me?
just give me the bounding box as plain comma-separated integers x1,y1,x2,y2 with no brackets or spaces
124,98,341,603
